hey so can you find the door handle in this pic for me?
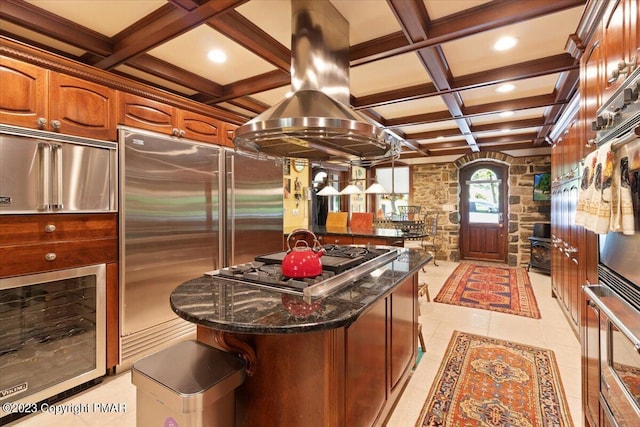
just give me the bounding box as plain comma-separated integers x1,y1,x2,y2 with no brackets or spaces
38,142,51,211
51,144,64,210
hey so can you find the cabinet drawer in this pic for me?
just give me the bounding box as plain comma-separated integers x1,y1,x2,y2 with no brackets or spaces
0,238,117,277
0,214,117,245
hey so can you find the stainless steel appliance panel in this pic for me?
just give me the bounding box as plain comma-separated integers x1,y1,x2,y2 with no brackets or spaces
0,127,117,214
120,128,220,336
224,150,283,266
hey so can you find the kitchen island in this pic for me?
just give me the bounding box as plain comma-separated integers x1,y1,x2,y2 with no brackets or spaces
170,246,431,427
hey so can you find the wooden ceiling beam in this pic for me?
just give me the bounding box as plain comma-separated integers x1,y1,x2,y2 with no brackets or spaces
208,10,290,72
93,0,248,70
350,0,586,66
0,0,112,56
386,94,561,127
388,0,478,152
127,54,225,97
405,117,548,141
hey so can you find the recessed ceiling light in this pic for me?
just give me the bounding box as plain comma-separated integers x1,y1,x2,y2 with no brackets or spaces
496,83,515,93
499,111,515,117
207,49,227,64
493,36,517,51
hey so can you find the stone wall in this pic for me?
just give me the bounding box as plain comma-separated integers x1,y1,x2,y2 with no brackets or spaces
411,152,551,267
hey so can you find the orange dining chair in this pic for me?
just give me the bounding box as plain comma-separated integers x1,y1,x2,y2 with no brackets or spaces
350,212,374,229
325,212,348,228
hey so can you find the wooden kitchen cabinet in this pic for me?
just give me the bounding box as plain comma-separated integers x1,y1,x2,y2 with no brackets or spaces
221,121,237,148
0,213,117,277
0,55,117,140
118,92,221,144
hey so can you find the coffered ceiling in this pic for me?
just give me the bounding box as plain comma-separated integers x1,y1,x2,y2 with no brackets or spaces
0,0,587,163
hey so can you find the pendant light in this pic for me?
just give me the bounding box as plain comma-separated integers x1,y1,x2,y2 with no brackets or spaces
339,183,363,195
317,185,340,196
364,181,387,194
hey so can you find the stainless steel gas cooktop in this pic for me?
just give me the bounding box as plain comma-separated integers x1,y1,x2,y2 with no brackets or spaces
214,245,400,302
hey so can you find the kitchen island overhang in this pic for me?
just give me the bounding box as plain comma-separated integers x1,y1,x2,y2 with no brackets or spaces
169,246,432,427
169,246,430,334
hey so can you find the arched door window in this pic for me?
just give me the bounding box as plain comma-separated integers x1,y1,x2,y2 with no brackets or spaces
467,168,500,224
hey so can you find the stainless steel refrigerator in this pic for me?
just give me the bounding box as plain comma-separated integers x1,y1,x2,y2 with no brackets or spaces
118,127,283,370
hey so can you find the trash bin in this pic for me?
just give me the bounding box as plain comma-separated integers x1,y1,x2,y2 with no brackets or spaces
131,340,246,427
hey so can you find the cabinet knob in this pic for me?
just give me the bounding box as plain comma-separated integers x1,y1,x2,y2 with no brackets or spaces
44,252,57,261
44,224,56,233
50,120,61,130
37,117,48,129
179,129,185,137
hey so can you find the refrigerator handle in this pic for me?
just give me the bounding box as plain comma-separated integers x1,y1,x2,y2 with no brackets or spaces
229,156,236,266
51,144,64,210
38,142,51,211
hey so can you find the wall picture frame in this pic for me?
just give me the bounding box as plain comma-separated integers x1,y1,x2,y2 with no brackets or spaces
533,172,551,201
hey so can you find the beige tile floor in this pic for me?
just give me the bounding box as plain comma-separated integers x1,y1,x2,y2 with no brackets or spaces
6,261,582,427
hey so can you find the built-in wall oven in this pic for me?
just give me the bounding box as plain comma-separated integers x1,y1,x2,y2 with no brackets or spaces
582,67,640,427
0,265,106,421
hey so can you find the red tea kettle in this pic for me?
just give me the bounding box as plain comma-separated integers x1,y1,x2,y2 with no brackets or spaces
282,229,325,278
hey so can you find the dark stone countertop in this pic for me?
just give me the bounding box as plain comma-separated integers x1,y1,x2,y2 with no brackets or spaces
170,247,431,334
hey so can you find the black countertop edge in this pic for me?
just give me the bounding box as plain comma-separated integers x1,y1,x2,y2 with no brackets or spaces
170,248,432,334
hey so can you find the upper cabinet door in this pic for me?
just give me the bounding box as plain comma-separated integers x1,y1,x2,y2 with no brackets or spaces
221,122,238,148
0,55,48,129
0,56,116,140
49,72,116,140
178,109,221,144
118,92,177,135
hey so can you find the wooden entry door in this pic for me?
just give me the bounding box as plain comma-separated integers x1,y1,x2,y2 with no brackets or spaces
460,162,508,262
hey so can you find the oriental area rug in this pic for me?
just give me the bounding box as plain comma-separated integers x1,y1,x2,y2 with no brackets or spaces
415,331,574,427
433,263,541,319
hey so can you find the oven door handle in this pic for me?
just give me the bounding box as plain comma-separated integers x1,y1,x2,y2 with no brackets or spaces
582,285,640,351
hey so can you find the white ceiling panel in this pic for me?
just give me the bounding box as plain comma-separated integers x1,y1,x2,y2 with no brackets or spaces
371,95,448,120
236,0,292,48
460,73,562,107
332,0,402,45
397,122,461,135
148,25,277,85
470,107,547,125
350,52,431,97
26,0,166,37
423,0,491,20
441,7,584,77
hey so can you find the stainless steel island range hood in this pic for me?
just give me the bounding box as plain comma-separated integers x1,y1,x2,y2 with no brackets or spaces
233,0,392,161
